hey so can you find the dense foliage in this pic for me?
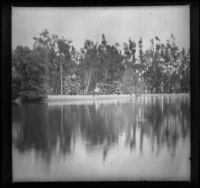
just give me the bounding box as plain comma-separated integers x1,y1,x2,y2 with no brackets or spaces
12,30,190,100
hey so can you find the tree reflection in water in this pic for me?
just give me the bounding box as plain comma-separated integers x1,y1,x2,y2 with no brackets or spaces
12,96,190,166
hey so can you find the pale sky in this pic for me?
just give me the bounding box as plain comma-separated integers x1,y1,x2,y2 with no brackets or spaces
12,6,190,52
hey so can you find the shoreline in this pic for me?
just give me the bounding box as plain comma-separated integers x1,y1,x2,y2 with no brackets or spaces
13,93,190,106
46,93,190,101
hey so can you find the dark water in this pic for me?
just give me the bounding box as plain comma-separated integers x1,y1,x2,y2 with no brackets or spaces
12,96,190,181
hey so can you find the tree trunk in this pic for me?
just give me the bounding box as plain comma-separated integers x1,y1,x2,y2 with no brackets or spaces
84,64,88,93
60,56,63,95
85,70,92,93
104,65,108,80
104,56,110,80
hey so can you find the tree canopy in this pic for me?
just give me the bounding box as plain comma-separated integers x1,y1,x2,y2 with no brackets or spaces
12,29,190,101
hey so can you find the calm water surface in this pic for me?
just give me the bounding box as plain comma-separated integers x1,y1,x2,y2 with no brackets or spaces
12,96,190,181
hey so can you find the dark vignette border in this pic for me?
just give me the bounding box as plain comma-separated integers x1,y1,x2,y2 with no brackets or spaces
1,0,199,188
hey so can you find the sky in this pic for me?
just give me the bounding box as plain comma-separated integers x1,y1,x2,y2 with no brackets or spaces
12,6,190,52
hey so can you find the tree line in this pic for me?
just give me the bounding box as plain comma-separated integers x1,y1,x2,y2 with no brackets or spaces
12,29,190,101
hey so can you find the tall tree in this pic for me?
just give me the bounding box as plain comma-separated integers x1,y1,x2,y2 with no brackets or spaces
33,29,60,94
122,39,144,94
33,30,76,95
162,34,180,93
123,39,137,69
12,46,31,99
80,39,99,93
138,37,147,92
56,37,73,95
19,47,49,100
179,48,190,92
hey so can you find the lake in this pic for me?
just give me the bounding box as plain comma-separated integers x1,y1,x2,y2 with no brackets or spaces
12,95,190,181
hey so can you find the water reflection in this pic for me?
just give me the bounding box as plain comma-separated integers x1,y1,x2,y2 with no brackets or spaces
12,96,190,181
